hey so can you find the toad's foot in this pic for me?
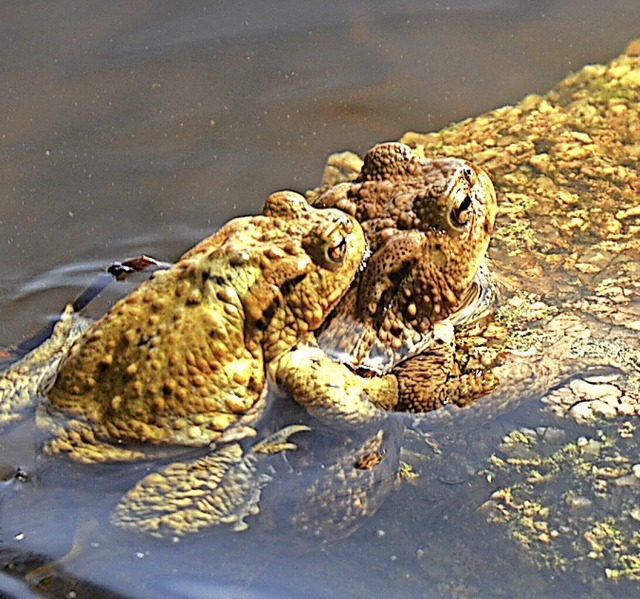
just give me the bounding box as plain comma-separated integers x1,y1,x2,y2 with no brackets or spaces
394,353,498,412
393,320,498,412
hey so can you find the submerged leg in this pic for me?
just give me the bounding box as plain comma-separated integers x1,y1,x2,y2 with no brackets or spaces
0,307,89,427
36,409,148,463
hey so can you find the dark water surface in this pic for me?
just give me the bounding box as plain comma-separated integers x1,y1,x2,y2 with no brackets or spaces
0,2,639,598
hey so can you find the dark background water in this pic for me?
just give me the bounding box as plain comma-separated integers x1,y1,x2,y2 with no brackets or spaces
0,2,639,598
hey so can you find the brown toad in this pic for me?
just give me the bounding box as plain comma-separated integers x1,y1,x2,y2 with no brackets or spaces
312,142,498,411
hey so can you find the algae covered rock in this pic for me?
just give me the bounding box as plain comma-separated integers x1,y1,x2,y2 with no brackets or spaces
398,40,640,590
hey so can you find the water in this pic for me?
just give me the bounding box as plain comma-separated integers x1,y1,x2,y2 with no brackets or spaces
1,2,639,598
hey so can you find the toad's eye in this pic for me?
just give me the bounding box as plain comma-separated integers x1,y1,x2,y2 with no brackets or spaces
307,217,355,269
326,234,347,266
449,194,472,228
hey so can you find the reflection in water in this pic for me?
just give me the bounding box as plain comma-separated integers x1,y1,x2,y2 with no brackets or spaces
1,2,640,598
0,401,598,598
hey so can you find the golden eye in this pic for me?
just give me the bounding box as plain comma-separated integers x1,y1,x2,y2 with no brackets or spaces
449,193,472,228
325,234,348,268
305,215,355,270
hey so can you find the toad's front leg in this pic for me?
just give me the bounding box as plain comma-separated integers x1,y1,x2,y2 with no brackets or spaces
270,336,399,426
